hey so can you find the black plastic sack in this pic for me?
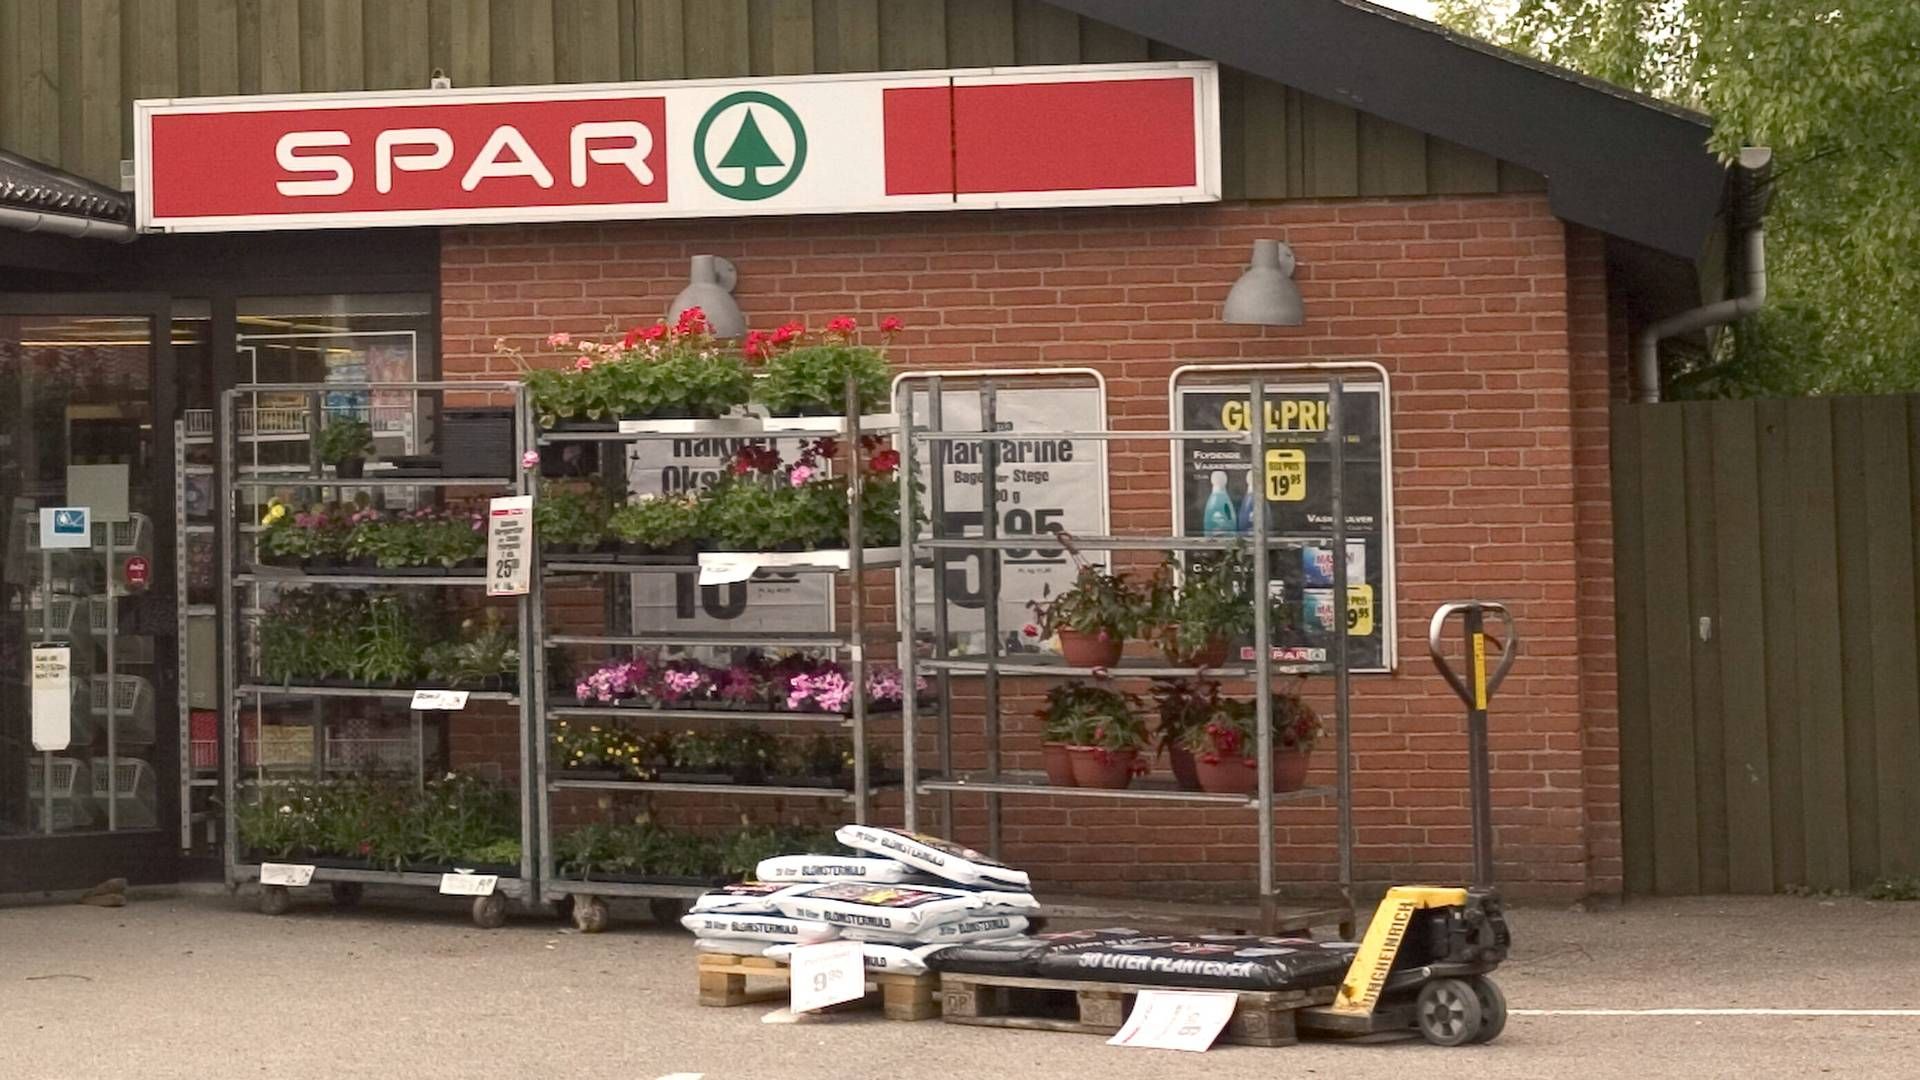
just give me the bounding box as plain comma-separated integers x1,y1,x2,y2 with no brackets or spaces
927,928,1142,977
1035,934,1359,991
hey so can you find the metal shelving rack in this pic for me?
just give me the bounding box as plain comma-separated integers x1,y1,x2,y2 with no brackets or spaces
217,380,538,928
529,381,902,933
898,376,1359,936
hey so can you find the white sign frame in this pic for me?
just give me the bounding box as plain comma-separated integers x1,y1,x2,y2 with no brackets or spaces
30,646,72,751
789,941,867,1013
487,495,534,596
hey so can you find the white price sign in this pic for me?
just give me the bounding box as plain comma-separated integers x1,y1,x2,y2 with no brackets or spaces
438,872,499,896
486,495,534,596
696,553,760,586
260,863,316,887
1107,989,1239,1052
409,689,471,711
30,646,72,751
789,941,866,1013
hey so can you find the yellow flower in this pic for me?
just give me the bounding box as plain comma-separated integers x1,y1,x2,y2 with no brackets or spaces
262,503,288,525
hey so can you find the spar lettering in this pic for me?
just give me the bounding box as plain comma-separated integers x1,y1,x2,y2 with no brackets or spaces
275,120,657,197
1219,399,1328,433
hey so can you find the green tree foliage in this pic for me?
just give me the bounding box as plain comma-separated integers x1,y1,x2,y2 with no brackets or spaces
1434,0,1920,396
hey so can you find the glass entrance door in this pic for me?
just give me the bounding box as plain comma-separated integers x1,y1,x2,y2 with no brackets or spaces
0,297,178,892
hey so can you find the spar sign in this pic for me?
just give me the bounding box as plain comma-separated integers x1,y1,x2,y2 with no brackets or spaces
134,62,1218,232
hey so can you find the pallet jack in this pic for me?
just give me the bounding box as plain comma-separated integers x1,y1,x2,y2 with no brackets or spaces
1299,600,1519,1046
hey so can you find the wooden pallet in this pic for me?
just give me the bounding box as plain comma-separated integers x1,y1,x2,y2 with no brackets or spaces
695,954,940,1021
938,971,1338,1047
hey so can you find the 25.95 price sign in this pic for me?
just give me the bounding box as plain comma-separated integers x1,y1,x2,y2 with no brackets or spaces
1174,378,1395,672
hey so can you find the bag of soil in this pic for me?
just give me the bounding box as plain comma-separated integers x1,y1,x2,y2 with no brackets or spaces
927,928,1143,977
768,941,951,976
680,911,838,945
755,855,922,884
695,937,774,957
845,914,1029,946
689,881,807,915
772,881,1028,936
835,825,1031,891
1035,934,1359,991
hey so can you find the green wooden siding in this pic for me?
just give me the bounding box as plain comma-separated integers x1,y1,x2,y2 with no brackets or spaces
0,0,1540,196
1614,397,1920,894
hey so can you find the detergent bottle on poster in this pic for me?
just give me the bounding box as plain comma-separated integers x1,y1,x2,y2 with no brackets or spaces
1236,469,1257,533
1203,470,1238,536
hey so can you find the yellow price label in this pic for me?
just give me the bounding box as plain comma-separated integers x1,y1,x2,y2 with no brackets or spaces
1345,585,1374,637
1472,632,1487,709
1265,449,1306,502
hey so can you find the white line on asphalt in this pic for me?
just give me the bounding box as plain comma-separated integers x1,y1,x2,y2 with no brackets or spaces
1515,1008,1920,1017
654,1073,704,1079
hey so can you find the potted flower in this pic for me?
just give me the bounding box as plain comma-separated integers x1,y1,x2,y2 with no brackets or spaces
316,416,373,479
608,491,702,561
1181,689,1325,795
1052,684,1147,789
535,483,611,557
1029,562,1148,668
1149,678,1221,792
421,609,521,691
749,315,898,419
512,311,754,429
1148,548,1255,667
1035,682,1095,787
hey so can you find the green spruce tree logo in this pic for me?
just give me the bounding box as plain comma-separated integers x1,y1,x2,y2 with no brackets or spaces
695,91,807,201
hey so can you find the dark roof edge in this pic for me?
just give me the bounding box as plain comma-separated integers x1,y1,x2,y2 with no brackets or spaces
1049,0,1728,262
0,148,134,224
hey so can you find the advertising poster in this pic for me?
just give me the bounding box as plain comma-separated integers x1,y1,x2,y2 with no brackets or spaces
626,431,831,635
902,381,1107,655
1174,381,1393,671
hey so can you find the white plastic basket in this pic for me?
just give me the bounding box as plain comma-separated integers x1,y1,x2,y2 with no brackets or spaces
85,596,156,662
22,596,82,641
90,758,158,828
88,674,156,745
26,757,94,831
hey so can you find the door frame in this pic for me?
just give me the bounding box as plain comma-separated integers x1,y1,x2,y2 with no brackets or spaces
0,291,179,894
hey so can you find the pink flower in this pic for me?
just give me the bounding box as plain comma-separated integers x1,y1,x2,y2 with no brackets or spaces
545,331,572,347
521,450,541,471
789,464,815,487
879,316,903,333
771,321,803,345
574,355,594,371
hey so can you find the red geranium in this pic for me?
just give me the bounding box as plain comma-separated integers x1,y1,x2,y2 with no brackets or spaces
674,306,708,336
879,315,904,333
869,448,901,474
826,314,858,335
743,329,770,360
620,325,645,349
771,321,804,345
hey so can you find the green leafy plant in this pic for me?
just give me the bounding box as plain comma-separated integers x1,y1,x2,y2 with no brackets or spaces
535,483,611,549
422,609,520,687
315,417,373,465
1148,548,1255,661
353,594,429,684
550,719,651,777
1031,563,1149,639
754,343,891,416
1180,690,1325,760
608,492,702,550
1150,678,1223,761
512,315,754,427
1049,683,1146,751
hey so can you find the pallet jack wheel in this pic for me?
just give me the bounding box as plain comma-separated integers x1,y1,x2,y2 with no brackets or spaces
1467,975,1507,1044
572,894,610,934
1415,977,1485,1047
648,897,692,925
258,885,292,917
472,893,509,929
329,882,365,909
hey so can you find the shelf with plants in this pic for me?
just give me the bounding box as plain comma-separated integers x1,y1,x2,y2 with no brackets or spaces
897,378,1359,935
518,312,914,929
220,380,539,929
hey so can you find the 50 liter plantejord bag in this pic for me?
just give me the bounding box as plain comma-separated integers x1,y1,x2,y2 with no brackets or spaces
771,881,1036,936
755,855,924,884
835,825,1032,891
1034,933,1361,991
927,928,1142,977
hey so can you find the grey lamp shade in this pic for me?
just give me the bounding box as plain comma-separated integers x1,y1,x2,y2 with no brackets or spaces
668,254,747,338
1221,239,1304,326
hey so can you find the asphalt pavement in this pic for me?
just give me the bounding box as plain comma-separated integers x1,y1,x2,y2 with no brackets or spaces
5,889,1919,1079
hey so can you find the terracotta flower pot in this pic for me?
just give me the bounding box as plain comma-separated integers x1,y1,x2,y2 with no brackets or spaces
1068,746,1139,789
1167,746,1202,791
1057,628,1123,668
1188,637,1232,669
1042,742,1077,787
1194,748,1312,795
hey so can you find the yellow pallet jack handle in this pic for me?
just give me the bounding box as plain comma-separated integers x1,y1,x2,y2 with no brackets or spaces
1328,886,1469,1016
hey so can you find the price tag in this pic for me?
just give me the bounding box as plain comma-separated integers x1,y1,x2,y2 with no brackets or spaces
1264,449,1306,502
259,863,315,887
789,940,866,1013
1345,584,1375,637
487,494,533,597
410,689,471,710
438,871,499,896
1108,989,1238,1052
30,646,71,751
698,553,760,586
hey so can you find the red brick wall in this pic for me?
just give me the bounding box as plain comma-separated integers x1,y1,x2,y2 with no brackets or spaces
441,193,1624,901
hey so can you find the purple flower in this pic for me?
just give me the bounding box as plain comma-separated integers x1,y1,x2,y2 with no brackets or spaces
521,449,541,470
789,464,814,487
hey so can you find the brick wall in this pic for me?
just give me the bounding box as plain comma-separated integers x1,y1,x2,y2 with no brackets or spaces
441,193,1624,901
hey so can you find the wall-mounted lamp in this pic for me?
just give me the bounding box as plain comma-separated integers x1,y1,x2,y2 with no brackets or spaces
1221,239,1304,326
668,255,746,338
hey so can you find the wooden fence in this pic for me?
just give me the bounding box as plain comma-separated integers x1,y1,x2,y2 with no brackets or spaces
1613,396,1920,894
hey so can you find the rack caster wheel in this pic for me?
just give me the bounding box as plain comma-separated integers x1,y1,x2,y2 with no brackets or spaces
472,893,509,930
648,897,691,925
1468,975,1507,1044
259,885,292,916
1416,977,1485,1046
329,882,364,909
572,895,609,934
